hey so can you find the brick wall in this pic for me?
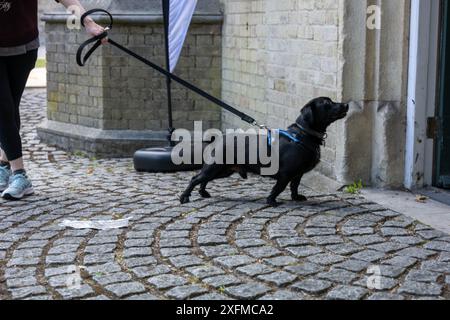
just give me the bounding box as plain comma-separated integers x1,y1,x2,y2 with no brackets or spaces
45,19,222,132
219,0,343,178
38,0,62,46
39,12,222,157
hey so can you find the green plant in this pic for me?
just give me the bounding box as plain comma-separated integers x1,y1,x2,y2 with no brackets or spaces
345,180,363,194
72,150,87,158
35,58,46,68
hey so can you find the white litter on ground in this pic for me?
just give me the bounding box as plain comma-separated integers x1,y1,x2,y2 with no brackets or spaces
60,217,132,230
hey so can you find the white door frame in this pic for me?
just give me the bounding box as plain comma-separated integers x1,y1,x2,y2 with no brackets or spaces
405,0,441,189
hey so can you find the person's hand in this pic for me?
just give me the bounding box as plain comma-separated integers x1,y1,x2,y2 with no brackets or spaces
84,17,108,44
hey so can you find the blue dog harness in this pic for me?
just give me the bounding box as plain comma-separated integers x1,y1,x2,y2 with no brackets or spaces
267,129,301,147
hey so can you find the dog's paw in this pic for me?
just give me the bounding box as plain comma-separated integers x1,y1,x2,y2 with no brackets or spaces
267,199,282,207
180,195,191,204
292,194,308,202
199,190,211,198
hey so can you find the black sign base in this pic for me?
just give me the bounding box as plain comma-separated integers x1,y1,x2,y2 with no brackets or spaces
133,147,202,173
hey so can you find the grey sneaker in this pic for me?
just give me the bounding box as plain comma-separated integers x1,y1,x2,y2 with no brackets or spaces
0,165,11,192
1,172,34,200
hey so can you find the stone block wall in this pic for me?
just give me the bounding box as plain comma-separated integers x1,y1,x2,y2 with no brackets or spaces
218,0,411,188
45,21,222,131
38,0,62,46
219,0,342,178
39,11,222,157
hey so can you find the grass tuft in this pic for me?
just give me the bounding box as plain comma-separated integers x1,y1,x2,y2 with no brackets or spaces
35,58,46,68
344,179,363,194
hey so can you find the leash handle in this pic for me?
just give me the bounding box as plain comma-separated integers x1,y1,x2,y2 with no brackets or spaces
76,9,113,67
80,8,113,28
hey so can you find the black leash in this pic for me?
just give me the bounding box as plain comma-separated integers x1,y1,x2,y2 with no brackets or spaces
76,9,263,128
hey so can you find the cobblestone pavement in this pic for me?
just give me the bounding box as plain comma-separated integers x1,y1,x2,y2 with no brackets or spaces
1,89,449,300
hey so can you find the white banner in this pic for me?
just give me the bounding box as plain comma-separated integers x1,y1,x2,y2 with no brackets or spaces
168,0,197,72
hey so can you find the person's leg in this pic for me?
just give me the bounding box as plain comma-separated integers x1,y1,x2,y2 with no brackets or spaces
1,50,37,199
0,58,24,167
0,151,10,191
0,58,16,191
0,148,8,163
5,49,37,173
0,143,11,192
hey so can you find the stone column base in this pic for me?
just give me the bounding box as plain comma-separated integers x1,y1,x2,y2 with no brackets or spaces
37,120,169,158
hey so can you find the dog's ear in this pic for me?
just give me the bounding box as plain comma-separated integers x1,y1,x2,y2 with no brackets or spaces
301,103,315,126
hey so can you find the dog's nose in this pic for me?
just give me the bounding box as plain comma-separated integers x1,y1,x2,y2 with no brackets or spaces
343,103,349,111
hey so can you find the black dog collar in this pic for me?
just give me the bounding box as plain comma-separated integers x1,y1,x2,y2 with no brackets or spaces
294,123,327,141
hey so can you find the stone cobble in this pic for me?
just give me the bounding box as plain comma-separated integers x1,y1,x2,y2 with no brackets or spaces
0,89,449,300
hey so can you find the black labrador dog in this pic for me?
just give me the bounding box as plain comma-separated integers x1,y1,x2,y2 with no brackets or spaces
180,97,349,206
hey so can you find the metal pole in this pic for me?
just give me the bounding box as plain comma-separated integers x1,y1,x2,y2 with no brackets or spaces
162,0,175,146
